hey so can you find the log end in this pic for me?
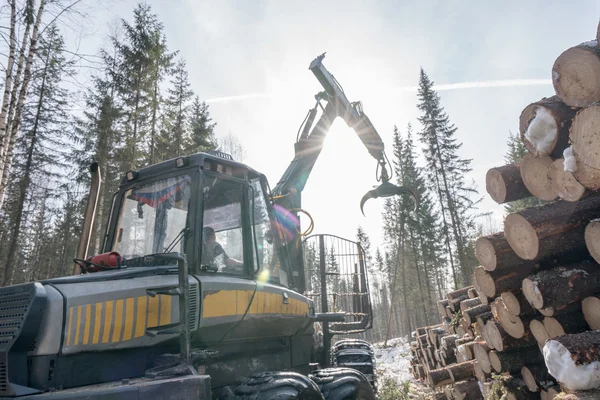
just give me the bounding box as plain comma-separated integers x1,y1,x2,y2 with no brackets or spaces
584,220,600,264
475,237,497,271
522,277,544,310
520,153,558,201
530,319,550,346
553,46,600,108
549,158,586,202
582,296,600,330
570,105,600,169
521,365,539,392
505,213,539,260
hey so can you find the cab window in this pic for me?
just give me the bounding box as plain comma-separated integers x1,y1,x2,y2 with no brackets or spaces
200,174,246,276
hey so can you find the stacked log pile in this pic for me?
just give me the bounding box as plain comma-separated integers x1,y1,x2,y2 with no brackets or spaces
409,21,600,400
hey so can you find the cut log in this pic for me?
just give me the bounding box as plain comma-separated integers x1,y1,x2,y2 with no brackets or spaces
460,297,482,313
573,156,600,190
543,330,600,391
519,96,578,158
585,220,600,264
487,163,531,204
473,341,492,373
416,324,442,336
475,232,538,272
441,334,459,350
521,261,600,310
491,375,541,400
418,334,428,348
489,346,544,373
582,296,600,330
530,319,551,346
438,299,450,319
552,42,600,107
548,158,587,202
459,341,478,361
485,319,537,351
429,327,447,347
449,296,468,312
476,311,494,333
448,361,476,383
502,291,535,316
543,312,589,338
428,365,453,388
463,304,492,325
452,379,483,400
520,153,557,201
546,386,561,399
504,193,600,261
494,299,534,339
468,287,478,299
447,286,474,301
570,105,600,169
475,264,537,298
474,361,491,383
539,300,584,318
522,363,555,392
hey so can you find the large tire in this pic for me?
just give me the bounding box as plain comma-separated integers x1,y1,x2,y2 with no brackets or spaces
310,368,375,400
234,371,325,400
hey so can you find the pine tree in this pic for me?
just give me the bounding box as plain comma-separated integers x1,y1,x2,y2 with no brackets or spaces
186,96,217,154
416,68,481,288
504,131,545,213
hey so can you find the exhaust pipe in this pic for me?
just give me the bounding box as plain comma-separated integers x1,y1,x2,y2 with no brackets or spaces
73,162,102,275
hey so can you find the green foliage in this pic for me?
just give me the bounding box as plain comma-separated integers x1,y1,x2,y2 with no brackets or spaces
376,378,410,400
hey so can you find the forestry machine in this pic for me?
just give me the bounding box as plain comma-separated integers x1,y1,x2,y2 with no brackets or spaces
0,54,416,400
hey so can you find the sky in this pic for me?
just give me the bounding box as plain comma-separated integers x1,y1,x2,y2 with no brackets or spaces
63,0,600,253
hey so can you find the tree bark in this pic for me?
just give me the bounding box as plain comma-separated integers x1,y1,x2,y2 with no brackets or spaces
519,96,579,158
520,153,558,201
582,296,600,330
460,298,482,313
522,363,555,392
522,261,600,310
475,231,537,272
549,158,587,202
553,43,600,107
0,0,17,167
448,361,476,383
543,311,589,338
504,193,600,260
475,264,537,298
491,375,540,400
485,319,537,351
539,299,583,318
428,366,453,388
449,295,469,312
489,346,544,373
544,331,600,391
486,163,531,204
452,379,483,400
463,304,492,325
447,286,474,301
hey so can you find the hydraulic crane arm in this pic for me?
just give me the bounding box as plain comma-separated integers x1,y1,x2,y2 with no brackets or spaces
272,53,417,215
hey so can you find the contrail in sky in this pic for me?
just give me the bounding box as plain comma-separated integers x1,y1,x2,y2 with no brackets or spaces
204,79,552,104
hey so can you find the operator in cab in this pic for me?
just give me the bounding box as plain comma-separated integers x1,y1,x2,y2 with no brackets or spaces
202,226,244,273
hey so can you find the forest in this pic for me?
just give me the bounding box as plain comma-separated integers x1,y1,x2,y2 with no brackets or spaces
0,0,522,344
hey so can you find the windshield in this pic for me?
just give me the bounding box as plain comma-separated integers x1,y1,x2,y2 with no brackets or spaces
113,174,192,259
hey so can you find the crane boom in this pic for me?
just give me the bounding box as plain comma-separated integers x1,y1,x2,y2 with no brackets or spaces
273,53,416,214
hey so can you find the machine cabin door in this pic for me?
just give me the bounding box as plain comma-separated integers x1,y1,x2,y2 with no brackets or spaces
302,234,373,335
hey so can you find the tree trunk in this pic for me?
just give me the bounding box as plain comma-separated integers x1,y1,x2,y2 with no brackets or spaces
543,311,589,338
522,261,600,310
486,163,530,204
484,320,537,351
553,43,600,107
544,331,600,391
428,367,452,388
504,193,600,260
520,153,557,201
548,158,587,202
448,361,475,383
519,95,579,158
0,0,17,167
476,232,538,272
522,363,555,392
463,304,492,326
452,379,483,400
582,296,600,329
449,295,469,312
460,298,482,313
489,346,544,373
0,0,45,210
474,264,537,298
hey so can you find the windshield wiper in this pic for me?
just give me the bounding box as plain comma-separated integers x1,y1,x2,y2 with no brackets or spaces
164,227,190,254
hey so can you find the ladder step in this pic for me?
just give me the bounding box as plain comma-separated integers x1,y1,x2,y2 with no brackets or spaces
146,286,181,297
146,322,181,337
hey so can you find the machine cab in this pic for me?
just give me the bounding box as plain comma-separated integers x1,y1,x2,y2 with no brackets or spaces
103,151,294,290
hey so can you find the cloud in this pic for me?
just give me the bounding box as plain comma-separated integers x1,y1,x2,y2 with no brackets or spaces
205,79,552,103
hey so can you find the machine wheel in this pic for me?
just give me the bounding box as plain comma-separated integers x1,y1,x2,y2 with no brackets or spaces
310,368,375,400
234,371,325,400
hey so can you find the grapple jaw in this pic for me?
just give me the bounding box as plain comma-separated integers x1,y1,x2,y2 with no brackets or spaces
360,181,419,216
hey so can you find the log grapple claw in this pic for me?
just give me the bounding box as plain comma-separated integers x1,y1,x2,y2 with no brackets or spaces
360,181,419,216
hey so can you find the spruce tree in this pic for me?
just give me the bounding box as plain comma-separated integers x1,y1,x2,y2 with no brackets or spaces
416,68,480,288
186,96,217,154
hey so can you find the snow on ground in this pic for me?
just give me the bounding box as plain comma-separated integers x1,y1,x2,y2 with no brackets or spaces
372,336,414,386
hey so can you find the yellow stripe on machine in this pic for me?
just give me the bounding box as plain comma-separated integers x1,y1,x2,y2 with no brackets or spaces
202,289,310,319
